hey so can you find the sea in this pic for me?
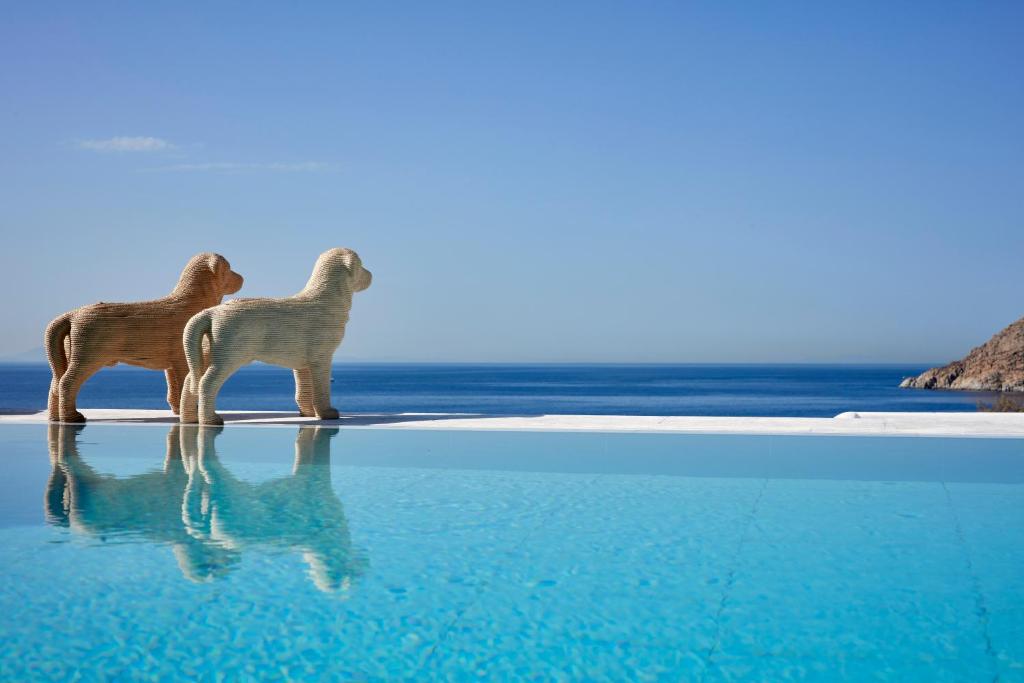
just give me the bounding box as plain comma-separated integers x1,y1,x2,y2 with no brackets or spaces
0,362,996,417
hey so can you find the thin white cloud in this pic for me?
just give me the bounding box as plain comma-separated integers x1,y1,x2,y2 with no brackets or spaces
79,136,173,152
148,161,330,172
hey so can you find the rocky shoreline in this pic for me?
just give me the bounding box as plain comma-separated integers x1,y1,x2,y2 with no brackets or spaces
901,316,1024,392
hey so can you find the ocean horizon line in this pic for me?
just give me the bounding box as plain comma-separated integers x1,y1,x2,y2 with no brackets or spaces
0,360,939,369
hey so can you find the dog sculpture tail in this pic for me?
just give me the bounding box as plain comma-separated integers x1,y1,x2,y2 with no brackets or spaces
45,313,72,380
183,310,212,394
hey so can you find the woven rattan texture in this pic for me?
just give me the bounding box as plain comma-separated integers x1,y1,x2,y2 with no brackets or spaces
180,248,371,425
45,254,244,423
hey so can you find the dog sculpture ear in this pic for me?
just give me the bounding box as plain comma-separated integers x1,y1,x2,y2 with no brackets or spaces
346,253,372,293
208,254,243,296
335,249,371,293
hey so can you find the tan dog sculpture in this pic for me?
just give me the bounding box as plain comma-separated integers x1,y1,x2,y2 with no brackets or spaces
45,253,244,423
180,248,371,425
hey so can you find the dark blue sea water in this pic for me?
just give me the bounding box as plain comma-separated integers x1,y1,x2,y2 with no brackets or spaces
0,362,996,417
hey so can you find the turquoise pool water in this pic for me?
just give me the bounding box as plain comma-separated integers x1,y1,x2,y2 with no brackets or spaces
0,424,1021,681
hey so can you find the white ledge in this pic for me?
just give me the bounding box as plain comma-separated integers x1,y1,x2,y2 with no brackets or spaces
2,409,1024,437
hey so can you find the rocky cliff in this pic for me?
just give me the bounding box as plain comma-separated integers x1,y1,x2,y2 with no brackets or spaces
901,316,1024,392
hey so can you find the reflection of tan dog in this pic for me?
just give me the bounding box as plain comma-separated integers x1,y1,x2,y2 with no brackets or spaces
45,424,239,581
45,424,363,591
180,248,371,425
45,253,244,423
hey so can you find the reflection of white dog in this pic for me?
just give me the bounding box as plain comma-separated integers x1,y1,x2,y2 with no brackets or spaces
181,425,364,592
180,248,372,425
45,423,364,591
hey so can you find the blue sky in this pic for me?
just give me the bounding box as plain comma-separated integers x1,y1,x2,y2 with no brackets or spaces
1,2,1021,362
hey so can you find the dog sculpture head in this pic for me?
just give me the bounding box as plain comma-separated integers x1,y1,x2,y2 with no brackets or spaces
173,252,244,302
305,248,372,296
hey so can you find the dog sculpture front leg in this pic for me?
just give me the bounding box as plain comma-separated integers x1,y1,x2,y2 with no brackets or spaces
165,363,187,415
48,375,61,422
294,368,316,417
309,359,339,420
179,372,199,424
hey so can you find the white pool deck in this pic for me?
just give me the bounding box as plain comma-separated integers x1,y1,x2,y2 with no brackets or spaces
2,409,1024,437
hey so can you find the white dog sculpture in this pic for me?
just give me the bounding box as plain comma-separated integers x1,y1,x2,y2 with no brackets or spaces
179,248,372,425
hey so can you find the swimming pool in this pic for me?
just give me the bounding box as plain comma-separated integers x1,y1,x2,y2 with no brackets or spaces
0,424,1021,681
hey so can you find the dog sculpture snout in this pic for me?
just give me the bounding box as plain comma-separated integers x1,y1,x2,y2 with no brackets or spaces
224,269,244,295
355,267,372,292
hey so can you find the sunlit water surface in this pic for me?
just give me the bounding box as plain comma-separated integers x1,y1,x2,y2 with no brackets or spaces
0,424,1021,681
